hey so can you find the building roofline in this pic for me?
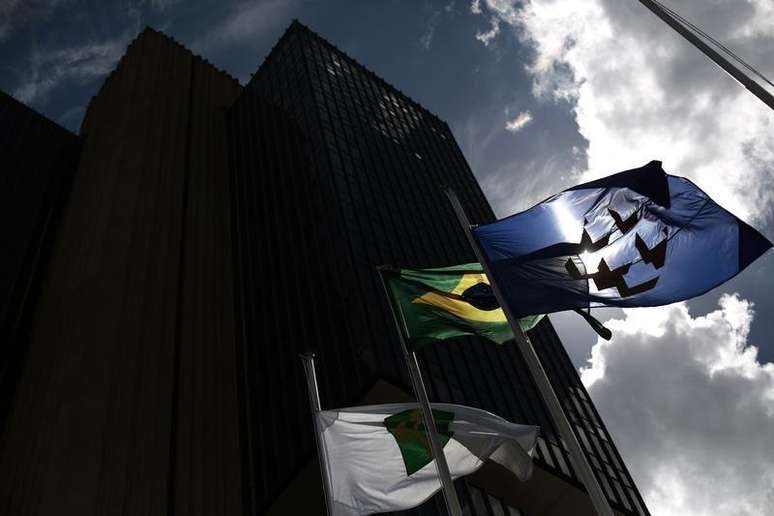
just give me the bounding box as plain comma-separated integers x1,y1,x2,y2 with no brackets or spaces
0,89,79,137
141,26,241,85
82,26,241,134
252,19,451,127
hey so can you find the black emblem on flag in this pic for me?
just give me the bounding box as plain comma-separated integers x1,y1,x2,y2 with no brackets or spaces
566,207,669,297
461,282,500,311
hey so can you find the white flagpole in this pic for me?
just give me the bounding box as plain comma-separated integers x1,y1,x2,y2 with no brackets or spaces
300,352,334,516
377,269,464,516
443,188,615,516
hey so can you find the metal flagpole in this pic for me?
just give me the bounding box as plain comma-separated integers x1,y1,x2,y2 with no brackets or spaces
300,352,334,516
443,188,615,516
377,269,464,516
638,0,774,112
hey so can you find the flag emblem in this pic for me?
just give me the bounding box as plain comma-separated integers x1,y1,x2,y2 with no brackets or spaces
316,403,538,515
565,204,670,297
384,408,454,475
413,272,505,323
472,160,772,317
381,264,543,347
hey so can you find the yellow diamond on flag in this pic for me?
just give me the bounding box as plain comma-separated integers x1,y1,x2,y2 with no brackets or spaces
412,272,507,323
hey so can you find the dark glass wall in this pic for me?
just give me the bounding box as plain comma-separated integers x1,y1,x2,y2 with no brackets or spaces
232,21,648,516
0,90,80,433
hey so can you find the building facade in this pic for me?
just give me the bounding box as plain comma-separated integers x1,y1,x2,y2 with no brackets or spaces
0,21,649,516
0,29,243,516
0,91,80,434
232,21,649,516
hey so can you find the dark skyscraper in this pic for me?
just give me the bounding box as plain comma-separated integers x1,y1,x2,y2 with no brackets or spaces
0,29,243,516
231,21,648,516
0,91,80,432
0,21,648,516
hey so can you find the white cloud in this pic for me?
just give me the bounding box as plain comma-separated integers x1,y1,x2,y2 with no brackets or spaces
420,26,435,49
475,0,519,25
504,110,533,132
422,3,457,50
13,35,132,105
9,3,140,107
469,2,774,514
420,10,441,50
194,0,293,55
470,0,482,15
581,295,774,515
475,16,500,46
476,0,774,225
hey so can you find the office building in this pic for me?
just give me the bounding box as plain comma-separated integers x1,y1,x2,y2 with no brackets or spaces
0,21,648,516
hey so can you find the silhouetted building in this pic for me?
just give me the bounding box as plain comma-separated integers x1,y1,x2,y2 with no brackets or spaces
231,21,649,516
0,21,649,516
0,29,242,516
0,91,80,431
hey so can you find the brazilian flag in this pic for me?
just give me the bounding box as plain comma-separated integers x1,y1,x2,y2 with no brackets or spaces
382,263,543,348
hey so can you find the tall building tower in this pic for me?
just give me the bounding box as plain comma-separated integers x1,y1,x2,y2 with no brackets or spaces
0,21,649,516
0,91,80,431
230,21,648,516
0,29,244,516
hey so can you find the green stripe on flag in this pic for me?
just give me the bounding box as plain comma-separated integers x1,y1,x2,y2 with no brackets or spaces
383,263,543,348
384,408,454,476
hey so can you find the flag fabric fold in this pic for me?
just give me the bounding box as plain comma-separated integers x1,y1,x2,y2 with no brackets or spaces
381,263,543,347
317,403,539,516
471,160,772,318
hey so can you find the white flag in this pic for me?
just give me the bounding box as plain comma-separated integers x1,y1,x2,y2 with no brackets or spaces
316,402,539,516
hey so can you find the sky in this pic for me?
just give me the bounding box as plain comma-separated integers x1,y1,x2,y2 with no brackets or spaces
2,1,774,514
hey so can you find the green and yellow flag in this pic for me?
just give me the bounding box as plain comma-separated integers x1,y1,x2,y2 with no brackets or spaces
382,263,543,348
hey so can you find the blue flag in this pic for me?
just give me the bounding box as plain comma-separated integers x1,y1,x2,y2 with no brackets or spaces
472,161,772,318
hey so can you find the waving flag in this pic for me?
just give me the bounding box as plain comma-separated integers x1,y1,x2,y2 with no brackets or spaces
472,161,772,317
381,264,543,347
317,403,538,516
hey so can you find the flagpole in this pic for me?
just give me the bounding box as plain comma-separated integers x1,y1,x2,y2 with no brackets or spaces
300,352,334,516
638,0,774,113
377,269,464,516
443,188,615,516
